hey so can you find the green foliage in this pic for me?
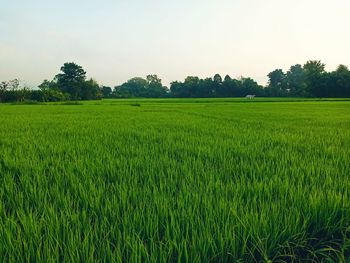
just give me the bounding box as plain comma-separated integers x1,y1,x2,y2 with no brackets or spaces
55,62,87,99
328,65,350,97
114,77,148,98
170,75,263,98
265,61,350,98
303,60,327,97
0,79,33,102
114,75,168,98
267,69,286,90
2,60,350,103
37,81,70,102
101,86,113,98
0,99,349,262
37,62,102,101
83,78,102,100
286,64,306,96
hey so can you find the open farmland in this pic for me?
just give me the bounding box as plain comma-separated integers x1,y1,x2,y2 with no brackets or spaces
0,98,349,262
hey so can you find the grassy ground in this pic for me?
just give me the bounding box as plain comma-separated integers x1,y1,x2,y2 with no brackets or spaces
0,98,349,262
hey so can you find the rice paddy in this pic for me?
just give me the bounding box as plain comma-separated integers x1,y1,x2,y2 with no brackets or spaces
0,98,349,262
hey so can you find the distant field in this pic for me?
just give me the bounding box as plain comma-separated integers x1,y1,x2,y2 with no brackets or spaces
0,99,349,262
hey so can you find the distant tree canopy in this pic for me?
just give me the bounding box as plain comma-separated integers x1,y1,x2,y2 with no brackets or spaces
101,86,113,98
1,60,350,103
170,75,263,98
36,62,103,101
0,79,32,103
114,75,168,98
265,61,350,98
54,63,87,99
49,62,102,100
161,60,349,98
0,63,105,102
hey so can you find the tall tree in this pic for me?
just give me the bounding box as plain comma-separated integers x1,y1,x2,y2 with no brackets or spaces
38,80,67,102
82,78,101,100
224,75,232,82
184,76,201,97
286,64,306,96
240,77,264,96
329,64,350,97
303,60,326,97
55,62,87,99
169,81,185,98
213,74,222,84
268,69,286,89
200,77,215,97
146,75,167,97
7,79,23,102
115,77,148,97
222,76,241,97
212,74,222,97
101,86,112,98
0,81,9,102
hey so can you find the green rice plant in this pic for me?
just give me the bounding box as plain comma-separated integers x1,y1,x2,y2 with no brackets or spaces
0,99,349,262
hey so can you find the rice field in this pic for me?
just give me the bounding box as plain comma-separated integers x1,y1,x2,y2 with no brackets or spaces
0,98,349,262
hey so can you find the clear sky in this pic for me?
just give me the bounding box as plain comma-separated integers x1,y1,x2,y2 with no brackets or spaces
1,0,349,87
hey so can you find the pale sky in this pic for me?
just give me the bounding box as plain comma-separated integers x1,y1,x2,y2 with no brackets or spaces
1,0,349,87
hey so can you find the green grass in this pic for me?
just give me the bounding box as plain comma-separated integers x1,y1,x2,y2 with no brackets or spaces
0,98,349,262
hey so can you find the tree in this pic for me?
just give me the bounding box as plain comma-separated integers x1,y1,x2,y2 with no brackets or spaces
4,60,348,102
224,75,232,82
115,77,148,98
114,75,168,98
303,60,326,97
184,76,201,97
39,62,101,101
240,77,264,96
267,69,286,90
146,75,167,97
8,79,20,91
213,74,222,84
38,80,57,90
303,60,325,76
82,78,102,100
55,62,87,99
222,76,241,97
212,74,222,97
286,64,306,96
101,86,112,98
38,79,68,102
38,80,58,102
0,81,9,102
336,64,349,73
146,75,162,86
1,79,25,102
328,64,350,97
169,81,184,98
199,78,214,97
17,86,31,102
170,77,202,98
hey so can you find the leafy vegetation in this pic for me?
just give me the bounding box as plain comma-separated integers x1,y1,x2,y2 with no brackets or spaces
0,98,349,262
1,60,350,103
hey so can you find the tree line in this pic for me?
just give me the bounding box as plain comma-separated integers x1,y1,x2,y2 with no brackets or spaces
1,60,349,103
0,63,101,103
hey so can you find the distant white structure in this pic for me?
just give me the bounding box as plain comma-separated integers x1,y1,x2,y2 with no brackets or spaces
246,95,256,99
